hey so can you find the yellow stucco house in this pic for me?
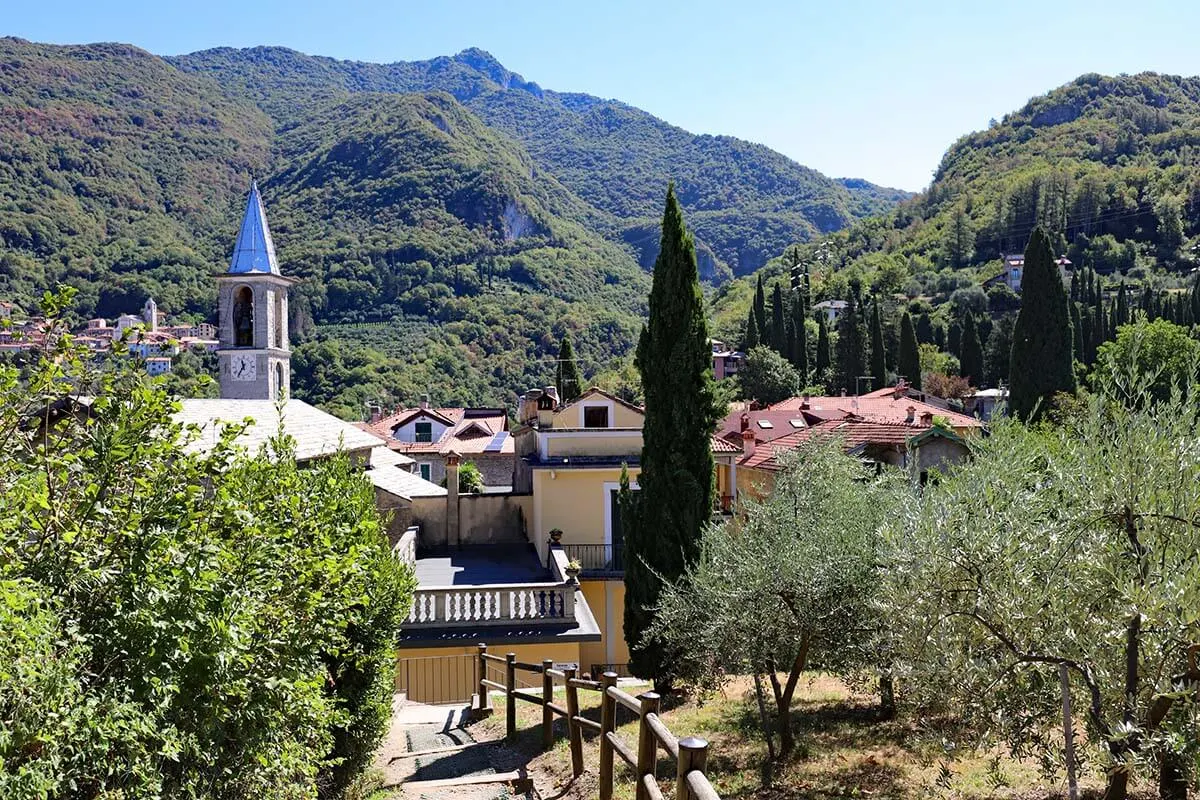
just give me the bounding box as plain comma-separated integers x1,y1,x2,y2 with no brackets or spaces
511,387,740,675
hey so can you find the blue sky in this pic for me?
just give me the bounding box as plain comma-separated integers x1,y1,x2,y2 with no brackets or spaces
8,0,1200,191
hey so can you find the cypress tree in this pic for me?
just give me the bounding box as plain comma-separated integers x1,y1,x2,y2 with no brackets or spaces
1191,282,1200,326
1008,227,1077,421
984,315,1014,387
1080,308,1093,366
1092,303,1107,363
771,282,786,355
786,319,798,378
792,295,809,382
1070,270,1080,303
934,324,946,352
916,312,934,344
869,298,887,390
622,184,718,688
1070,302,1084,364
753,276,768,345
1117,282,1129,326
835,289,867,395
744,306,759,351
555,334,584,401
960,311,984,385
948,319,963,358
898,311,922,390
815,315,832,382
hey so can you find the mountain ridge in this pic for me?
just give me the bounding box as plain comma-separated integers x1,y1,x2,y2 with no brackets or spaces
168,44,909,277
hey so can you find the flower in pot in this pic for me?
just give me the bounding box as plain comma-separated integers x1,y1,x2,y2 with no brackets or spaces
549,528,564,545
565,559,582,583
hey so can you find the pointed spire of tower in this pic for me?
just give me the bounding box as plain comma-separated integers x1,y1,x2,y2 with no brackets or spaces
228,180,280,275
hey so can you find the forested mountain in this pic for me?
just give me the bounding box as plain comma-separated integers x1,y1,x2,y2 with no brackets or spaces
169,45,908,279
0,37,903,417
712,72,1200,393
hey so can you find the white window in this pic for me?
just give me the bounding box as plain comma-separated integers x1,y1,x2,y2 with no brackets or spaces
419,463,432,481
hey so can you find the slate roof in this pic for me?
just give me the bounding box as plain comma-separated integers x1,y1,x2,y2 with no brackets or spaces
176,399,383,462
228,182,280,275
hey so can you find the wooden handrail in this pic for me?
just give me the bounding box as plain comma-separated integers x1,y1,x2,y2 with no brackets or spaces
647,712,679,759
607,684,643,714
471,645,720,800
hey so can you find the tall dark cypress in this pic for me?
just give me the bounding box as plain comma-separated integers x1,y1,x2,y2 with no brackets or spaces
960,311,984,385
1080,309,1093,366
771,282,786,355
869,298,887,390
898,311,922,390
753,275,768,345
1070,302,1084,364
1191,282,1200,327
815,314,832,382
835,288,867,395
1008,227,1077,421
743,306,759,351
555,334,584,401
935,325,946,352
984,315,1014,387
948,319,963,358
1117,282,1129,326
622,184,718,688
792,294,809,383
916,313,934,344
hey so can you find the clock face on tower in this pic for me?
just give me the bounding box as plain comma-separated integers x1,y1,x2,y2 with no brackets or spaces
231,352,257,381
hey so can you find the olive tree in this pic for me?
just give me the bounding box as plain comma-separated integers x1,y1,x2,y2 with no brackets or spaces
885,384,1200,800
650,439,901,758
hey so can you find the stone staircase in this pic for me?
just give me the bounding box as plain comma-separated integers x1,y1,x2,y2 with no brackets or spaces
376,695,532,800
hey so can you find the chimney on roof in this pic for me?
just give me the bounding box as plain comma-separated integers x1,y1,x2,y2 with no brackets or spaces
741,428,755,457
740,413,750,432
543,386,560,407
920,411,934,427
521,389,542,426
369,404,382,424
420,393,431,410
905,405,916,424
800,393,810,411
893,379,908,399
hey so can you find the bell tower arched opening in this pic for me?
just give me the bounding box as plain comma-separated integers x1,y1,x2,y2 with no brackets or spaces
233,286,254,347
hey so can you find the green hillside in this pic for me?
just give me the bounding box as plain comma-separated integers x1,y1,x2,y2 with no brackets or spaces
169,46,908,278
0,37,647,416
712,72,1200,377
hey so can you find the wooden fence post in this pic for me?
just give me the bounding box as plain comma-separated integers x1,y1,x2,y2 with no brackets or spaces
564,666,584,777
599,671,618,800
542,658,555,751
676,737,709,800
506,652,517,738
477,643,490,712
636,692,661,800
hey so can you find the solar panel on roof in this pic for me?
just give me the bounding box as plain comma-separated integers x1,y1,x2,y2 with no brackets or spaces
484,431,509,453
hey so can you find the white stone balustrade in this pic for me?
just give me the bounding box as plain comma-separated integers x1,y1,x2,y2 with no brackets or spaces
406,582,576,627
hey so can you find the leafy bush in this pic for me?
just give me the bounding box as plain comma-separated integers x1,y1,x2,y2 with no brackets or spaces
0,291,414,798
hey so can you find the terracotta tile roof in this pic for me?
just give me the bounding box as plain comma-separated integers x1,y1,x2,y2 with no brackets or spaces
710,434,743,454
357,407,514,456
739,419,944,472
717,409,810,446
770,394,982,429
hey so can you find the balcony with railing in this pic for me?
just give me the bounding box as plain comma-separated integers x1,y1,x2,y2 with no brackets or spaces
561,543,624,577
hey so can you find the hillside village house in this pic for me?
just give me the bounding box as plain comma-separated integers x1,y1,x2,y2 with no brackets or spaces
358,401,515,490
985,252,1073,293
720,383,982,496
813,299,848,324
710,339,745,380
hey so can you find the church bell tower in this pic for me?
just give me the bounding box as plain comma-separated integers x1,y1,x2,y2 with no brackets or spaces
216,182,297,400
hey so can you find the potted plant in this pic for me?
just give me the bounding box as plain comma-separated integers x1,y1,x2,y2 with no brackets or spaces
565,559,582,584
549,528,564,545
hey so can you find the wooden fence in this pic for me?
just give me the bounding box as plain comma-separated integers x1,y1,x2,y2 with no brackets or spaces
475,643,720,800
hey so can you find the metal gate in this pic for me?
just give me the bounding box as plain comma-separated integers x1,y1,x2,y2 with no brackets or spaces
395,653,476,704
